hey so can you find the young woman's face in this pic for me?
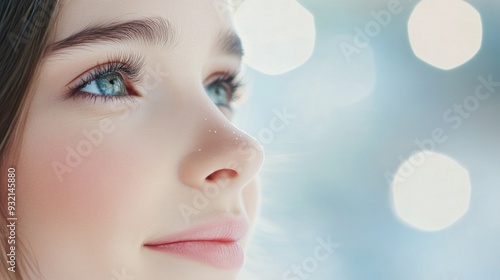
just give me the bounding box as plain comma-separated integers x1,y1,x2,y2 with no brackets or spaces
8,0,264,279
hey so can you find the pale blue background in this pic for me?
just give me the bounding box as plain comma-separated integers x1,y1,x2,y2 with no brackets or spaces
235,0,500,279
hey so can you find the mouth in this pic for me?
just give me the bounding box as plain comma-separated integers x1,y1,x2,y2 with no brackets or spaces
143,216,249,270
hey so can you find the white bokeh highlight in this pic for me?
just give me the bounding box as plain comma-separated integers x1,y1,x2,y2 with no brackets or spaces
234,0,316,75
391,151,471,232
408,0,483,70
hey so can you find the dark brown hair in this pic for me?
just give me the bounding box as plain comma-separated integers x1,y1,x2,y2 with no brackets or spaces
1,1,58,279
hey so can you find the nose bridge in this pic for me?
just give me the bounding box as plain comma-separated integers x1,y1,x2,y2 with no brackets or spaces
177,106,264,191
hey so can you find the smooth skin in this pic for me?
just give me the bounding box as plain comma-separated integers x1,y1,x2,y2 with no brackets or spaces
2,0,264,279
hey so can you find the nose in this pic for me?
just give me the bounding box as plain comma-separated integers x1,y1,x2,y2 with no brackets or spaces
178,112,264,193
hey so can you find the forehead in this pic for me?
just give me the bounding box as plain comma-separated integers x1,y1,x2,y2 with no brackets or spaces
53,0,235,43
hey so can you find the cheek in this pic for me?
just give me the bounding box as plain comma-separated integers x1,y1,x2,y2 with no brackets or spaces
14,118,159,277
16,124,79,218
243,179,261,224
16,117,154,235
240,179,261,248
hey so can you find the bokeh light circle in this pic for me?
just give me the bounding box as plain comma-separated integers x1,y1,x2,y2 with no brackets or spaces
408,0,483,70
234,0,316,75
391,151,471,231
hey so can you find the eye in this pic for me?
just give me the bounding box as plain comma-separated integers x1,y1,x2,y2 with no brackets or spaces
67,52,145,103
204,74,242,109
80,72,128,97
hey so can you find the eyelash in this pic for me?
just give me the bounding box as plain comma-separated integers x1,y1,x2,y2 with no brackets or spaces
68,52,145,104
67,52,245,106
207,72,245,104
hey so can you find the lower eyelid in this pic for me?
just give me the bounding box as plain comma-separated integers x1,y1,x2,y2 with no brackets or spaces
70,91,132,102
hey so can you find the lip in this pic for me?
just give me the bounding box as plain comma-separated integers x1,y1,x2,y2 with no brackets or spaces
144,216,249,270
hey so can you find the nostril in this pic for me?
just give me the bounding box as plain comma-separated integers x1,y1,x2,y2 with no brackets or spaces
205,169,238,182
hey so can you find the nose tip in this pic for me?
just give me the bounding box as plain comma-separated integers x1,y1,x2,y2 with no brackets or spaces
178,120,264,192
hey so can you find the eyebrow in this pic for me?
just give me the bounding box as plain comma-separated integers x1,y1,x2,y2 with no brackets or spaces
46,17,175,54
218,30,244,58
45,16,243,58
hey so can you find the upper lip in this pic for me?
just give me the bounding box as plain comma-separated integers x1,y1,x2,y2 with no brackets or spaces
144,216,249,246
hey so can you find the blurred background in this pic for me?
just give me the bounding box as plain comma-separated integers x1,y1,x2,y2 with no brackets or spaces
231,0,500,279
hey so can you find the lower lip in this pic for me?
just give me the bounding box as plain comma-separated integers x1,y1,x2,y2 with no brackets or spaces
145,240,244,269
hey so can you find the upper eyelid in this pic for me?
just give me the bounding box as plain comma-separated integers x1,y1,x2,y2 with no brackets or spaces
67,53,146,92
70,67,241,94
204,70,242,85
